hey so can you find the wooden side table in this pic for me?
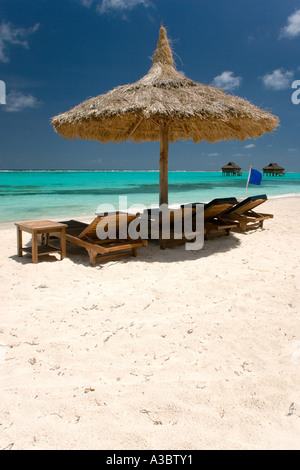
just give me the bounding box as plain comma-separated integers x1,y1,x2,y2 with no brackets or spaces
15,220,67,264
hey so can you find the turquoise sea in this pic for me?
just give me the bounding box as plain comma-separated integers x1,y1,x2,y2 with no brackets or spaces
1,170,300,223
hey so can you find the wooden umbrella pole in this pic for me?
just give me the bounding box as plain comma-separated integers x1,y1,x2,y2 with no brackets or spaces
159,125,169,207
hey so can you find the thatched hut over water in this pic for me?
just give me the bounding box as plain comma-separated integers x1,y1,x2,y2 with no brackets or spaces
263,163,285,176
222,162,242,176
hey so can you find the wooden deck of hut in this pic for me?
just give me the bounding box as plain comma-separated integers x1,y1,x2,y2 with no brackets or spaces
222,162,242,176
263,163,285,176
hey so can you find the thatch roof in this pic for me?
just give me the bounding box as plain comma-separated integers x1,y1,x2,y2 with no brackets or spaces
222,161,241,170
51,26,279,145
263,162,284,170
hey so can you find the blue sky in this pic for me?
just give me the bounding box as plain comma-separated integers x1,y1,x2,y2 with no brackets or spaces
0,0,300,171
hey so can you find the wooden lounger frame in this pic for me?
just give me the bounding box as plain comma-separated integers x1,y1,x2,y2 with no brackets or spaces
220,197,273,232
146,201,238,248
58,214,147,266
145,207,198,250
202,200,239,239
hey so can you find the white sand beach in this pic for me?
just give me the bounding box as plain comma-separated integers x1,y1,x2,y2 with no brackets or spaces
0,197,299,450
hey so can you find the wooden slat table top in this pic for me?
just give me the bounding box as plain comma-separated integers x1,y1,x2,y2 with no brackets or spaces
15,220,68,234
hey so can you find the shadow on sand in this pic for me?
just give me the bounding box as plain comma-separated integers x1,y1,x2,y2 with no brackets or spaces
11,231,243,268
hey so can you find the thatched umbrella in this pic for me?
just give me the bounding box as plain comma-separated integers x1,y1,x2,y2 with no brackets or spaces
51,26,279,206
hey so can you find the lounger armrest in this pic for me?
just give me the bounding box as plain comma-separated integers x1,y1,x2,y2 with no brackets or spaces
250,211,274,218
244,210,274,219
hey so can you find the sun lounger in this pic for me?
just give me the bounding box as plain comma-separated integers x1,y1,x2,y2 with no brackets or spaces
203,197,239,239
182,198,239,239
58,213,147,266
143,207,199,249
219,194,273,232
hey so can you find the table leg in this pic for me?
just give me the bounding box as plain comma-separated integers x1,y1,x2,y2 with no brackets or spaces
60,228,66,260
16,227,23,257
32,231,38,264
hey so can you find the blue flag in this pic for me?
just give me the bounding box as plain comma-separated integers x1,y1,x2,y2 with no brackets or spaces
248,168,262,185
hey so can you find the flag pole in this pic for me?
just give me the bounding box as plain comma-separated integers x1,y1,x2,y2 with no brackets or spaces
244,165,252,199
